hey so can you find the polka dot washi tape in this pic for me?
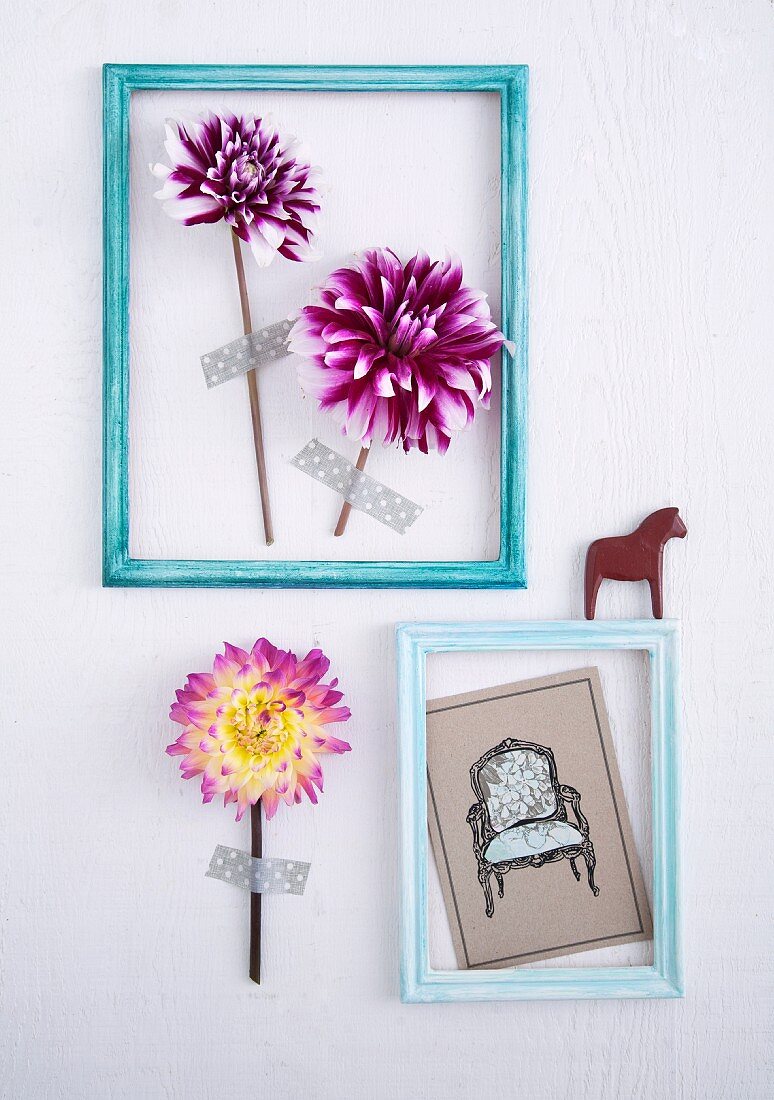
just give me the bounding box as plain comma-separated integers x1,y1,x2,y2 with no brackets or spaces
201,319,293,389
205,845,310,895
290,439,424,536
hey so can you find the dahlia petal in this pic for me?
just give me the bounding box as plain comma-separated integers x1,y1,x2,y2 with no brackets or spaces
389,313,414,354
329,266,365,298
372,367,395,397
438,253,464,299
292,202,320,232
278,222,321,263
433,387,471,432
257,216,285,250
323,326,371,345
440,364,478,392
162,195,223,225
213,653,240,686
324,346,360,369
394,359,413,391
436,312,479,337
404,249,431,285
181,700,217,730
295,649,330,685
333,296,364,314
354,345,383,379
361,307,389,344
244,222,278,266
221,748,250,776
296,775,319,804
413,260,444,310
288,325,328,356
411,328,438,353
261,789,280,820
469,361,492,398
433,425,452,454
252,638,279,666
163,123,207,173
296,361,352,401
169,701,190,726
152,177,188,200
185,672,217,698
415,372,437,412
447,287,492,317
380,276,396,317
274,650,297,682
281,689,306,707
223,643,250,666
314,705,352,725
235,662,260,690
345,383,376,439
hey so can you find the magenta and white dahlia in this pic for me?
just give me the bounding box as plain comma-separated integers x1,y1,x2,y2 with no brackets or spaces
151,112,321,266
289,248,508,454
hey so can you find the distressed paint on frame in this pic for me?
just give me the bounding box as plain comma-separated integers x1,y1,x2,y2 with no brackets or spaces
396,619,683,1002
102,64,528,588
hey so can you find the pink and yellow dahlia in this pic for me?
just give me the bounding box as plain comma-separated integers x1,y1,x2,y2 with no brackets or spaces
289,247,508,454
151,112,322,266
166,639,351,821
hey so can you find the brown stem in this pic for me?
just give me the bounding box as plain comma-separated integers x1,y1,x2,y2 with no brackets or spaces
231,229,274,547
334,445,370,536
249,800,262,985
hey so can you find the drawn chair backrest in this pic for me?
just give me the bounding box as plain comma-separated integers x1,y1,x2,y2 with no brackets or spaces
470,738,566,840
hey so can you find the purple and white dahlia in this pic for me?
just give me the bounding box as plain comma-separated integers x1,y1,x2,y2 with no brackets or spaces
289,248,507,454
151,112,321,266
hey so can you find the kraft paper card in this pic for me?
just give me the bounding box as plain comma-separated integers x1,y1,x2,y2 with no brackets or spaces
427,667,652,969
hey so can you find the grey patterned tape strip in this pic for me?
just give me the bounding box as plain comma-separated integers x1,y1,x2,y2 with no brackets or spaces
201,319,294,389
205,845,310,895
290,439,424,535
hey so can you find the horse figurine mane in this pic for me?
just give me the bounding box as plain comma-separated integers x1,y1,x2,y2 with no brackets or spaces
584,507,687,619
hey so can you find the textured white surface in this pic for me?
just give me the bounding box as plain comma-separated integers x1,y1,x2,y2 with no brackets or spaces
1,1,773,1098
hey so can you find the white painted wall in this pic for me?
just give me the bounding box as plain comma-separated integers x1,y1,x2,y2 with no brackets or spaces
1,2,772,1098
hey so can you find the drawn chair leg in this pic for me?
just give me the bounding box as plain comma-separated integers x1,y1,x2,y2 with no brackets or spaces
479,866,494,917
569,857,581,882
494,870,504,899
582,845,600,896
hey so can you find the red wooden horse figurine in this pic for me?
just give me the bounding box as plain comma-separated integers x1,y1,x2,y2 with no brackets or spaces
585,507,687,619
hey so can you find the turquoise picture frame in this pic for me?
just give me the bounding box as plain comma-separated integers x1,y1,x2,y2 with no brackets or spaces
396,619,683,1002
103,63,528,588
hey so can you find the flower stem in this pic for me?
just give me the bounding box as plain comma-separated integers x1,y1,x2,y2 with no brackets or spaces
231,229,274,547
249,800,262,984
334,445,370,536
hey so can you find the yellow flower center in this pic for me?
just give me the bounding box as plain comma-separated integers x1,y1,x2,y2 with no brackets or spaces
228,696,292,759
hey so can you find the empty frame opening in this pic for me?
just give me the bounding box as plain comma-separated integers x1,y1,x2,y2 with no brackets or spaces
127,88,503,563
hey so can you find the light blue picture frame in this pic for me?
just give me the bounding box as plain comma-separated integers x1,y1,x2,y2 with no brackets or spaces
396,619,683,1002
103,63,528,588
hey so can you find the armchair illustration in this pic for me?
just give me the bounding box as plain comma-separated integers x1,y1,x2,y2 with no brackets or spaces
466,738,600,917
